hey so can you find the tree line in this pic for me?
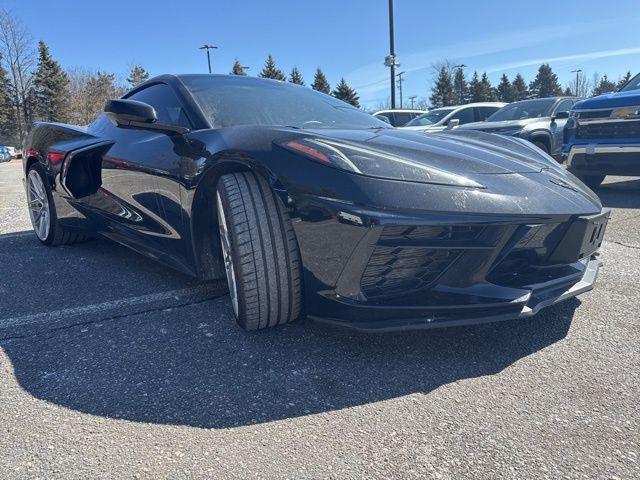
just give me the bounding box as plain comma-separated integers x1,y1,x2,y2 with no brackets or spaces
232,54,360,108
430,61,632,108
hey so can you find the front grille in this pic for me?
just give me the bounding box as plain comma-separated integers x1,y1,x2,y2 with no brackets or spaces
361,246,461,299
379,225,483,242
576,109,613,120
577,120,640,139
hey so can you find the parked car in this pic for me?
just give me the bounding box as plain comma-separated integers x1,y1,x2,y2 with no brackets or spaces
563,72,640,189
0,146,11,162
23,74,607,332
400,102,506,133
457,97,579,159
372,109,427,127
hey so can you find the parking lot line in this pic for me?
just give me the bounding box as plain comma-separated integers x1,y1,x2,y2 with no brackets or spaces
0,284,220,329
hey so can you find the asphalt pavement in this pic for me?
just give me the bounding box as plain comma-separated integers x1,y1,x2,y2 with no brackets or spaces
0,158,638,479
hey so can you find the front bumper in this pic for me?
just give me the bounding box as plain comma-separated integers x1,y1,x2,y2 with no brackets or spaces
310,255,601,331
565,143,640,176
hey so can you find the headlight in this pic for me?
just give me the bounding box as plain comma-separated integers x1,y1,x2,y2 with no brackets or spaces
569,111,580,119
277,138,484,188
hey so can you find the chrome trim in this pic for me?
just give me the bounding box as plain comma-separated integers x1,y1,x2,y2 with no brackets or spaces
566,144,640,166
577,117,640,125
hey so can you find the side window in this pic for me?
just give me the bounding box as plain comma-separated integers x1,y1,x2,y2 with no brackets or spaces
127,84,191,129
476,106,499,122
450,107,475,125
554,99,574,115
375,112,392,124
393,112,412,126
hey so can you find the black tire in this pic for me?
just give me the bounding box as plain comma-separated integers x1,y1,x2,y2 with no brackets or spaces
567,168,605,190
216,171,302,330
27,164,88,246
532,140,550,155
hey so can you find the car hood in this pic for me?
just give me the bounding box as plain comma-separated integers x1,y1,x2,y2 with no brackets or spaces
574,89,640,110
305,127,554,175
458,118,542,132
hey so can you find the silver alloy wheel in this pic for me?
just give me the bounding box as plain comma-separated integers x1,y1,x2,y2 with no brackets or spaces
27,169,50,241
216,191,239,317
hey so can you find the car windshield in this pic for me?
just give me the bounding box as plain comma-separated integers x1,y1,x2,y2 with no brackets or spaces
486,98,557,121
405,108,454,126
179,75,389,130
619,73,640,92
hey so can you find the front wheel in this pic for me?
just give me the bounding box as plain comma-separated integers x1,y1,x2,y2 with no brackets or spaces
216,172,302,331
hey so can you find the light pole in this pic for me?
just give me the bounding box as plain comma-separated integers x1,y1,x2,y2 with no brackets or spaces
454,64,467,104
385,0,399,109
396,71,405,108
571,69,582,96
200,44,218,74
409,95,417,109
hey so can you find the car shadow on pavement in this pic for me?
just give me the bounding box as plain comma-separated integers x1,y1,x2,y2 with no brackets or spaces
1,228,579,429
597,177,640,209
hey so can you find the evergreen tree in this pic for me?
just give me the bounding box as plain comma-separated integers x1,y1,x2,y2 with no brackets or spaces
259,54,285,81
429,66,455,107
311,68,331,93
617,71,632,90
332,78,360,107
231,59,247,76
480,73,497,101
563,86,573,96
31,40,69,122
452,67,469,104
0,54,16,144
497,73,515,102
592,74,617,96
289,66,304,85
512,73,529,100
529,64,562,98
127,66,149,87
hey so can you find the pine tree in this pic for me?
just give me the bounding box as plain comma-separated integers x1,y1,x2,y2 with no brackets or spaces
311,68,331,93
0,54,16,144
512,73,529,100
289,66,304,85
452,68,469,104
563,86,573,96
430,66,455,107
497,73,515,102
127,66,149,87
529,64,562,98
480,73,497,101
231,59,247,76
259,54,285,81
617,71,632,90
31,41,69,122
332,78,360,107
592,74,617,96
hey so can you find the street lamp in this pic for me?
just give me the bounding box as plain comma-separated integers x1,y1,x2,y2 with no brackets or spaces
454,64,467,104
200,44,218,74
571,69,582,96
385,0,400,109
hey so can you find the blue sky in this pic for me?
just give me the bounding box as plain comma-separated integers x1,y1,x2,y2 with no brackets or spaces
6,0,640,108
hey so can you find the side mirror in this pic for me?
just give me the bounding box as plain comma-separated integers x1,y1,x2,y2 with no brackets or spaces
105,99,157,124
104,99,188,134
554,110,570,120
446,118,460,129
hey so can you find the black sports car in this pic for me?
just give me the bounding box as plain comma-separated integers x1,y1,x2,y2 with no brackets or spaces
23,74,609,331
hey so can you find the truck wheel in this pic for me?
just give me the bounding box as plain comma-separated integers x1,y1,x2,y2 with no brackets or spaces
532,140,550,154
26,164,87,246
568,168,605,190
215,171,302,330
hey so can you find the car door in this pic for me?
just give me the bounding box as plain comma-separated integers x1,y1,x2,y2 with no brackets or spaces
550,99,575,156
475,106,500,122
445,106,475,128
85,83,193,267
